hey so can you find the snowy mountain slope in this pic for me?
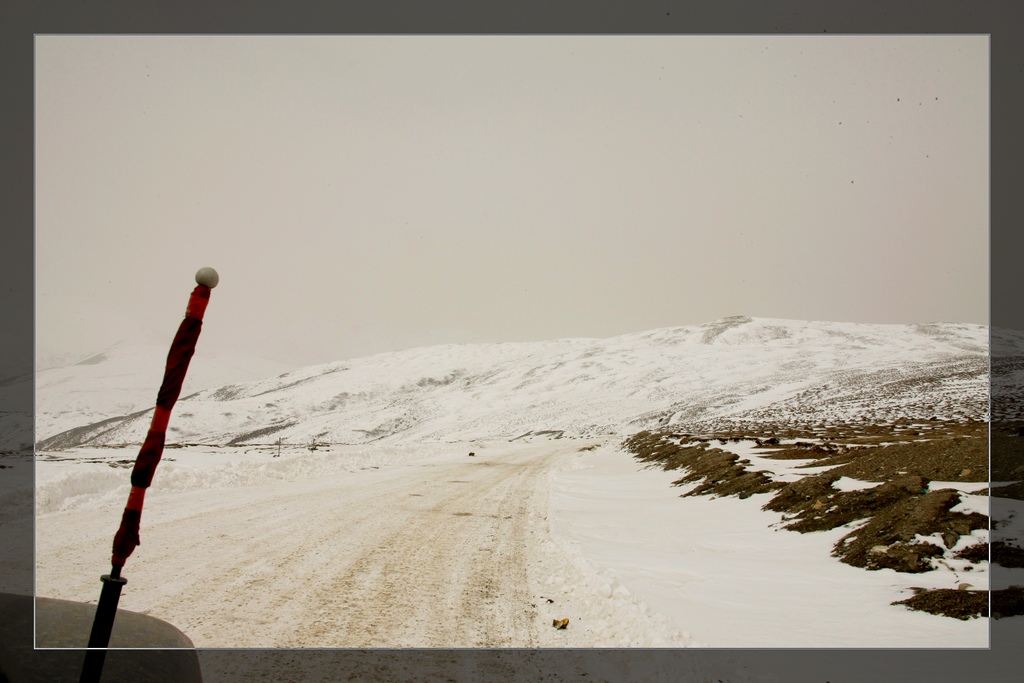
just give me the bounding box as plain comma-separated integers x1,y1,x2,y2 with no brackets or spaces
37,317,998,450
13,340,292,444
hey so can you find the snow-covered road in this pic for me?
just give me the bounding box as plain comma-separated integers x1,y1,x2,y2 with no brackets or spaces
35,440,688,648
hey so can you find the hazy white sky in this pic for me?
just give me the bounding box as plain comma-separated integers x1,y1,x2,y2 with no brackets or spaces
36,35,988,367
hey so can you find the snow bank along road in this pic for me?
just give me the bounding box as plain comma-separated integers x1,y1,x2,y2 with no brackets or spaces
36,440,680,648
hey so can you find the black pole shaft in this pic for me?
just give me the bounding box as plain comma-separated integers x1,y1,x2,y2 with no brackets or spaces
80,648,107,683
79,571,127,683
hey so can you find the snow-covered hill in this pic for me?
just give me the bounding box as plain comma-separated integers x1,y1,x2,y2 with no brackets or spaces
3,340,290,449
37,316,1000,450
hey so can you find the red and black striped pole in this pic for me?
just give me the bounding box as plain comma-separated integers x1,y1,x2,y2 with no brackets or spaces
80,268,218,683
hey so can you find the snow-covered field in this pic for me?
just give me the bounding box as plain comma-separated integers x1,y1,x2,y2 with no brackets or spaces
35,437,990,648
18,316,1019,652
550,442,991,648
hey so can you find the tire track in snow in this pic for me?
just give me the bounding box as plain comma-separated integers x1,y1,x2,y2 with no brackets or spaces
281,446,562,647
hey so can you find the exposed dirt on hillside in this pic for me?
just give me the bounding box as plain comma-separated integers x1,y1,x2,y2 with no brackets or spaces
623,420,1017,621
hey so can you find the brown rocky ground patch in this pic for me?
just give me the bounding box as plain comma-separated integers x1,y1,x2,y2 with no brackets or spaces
893,586,1024,620
892,588,988,620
